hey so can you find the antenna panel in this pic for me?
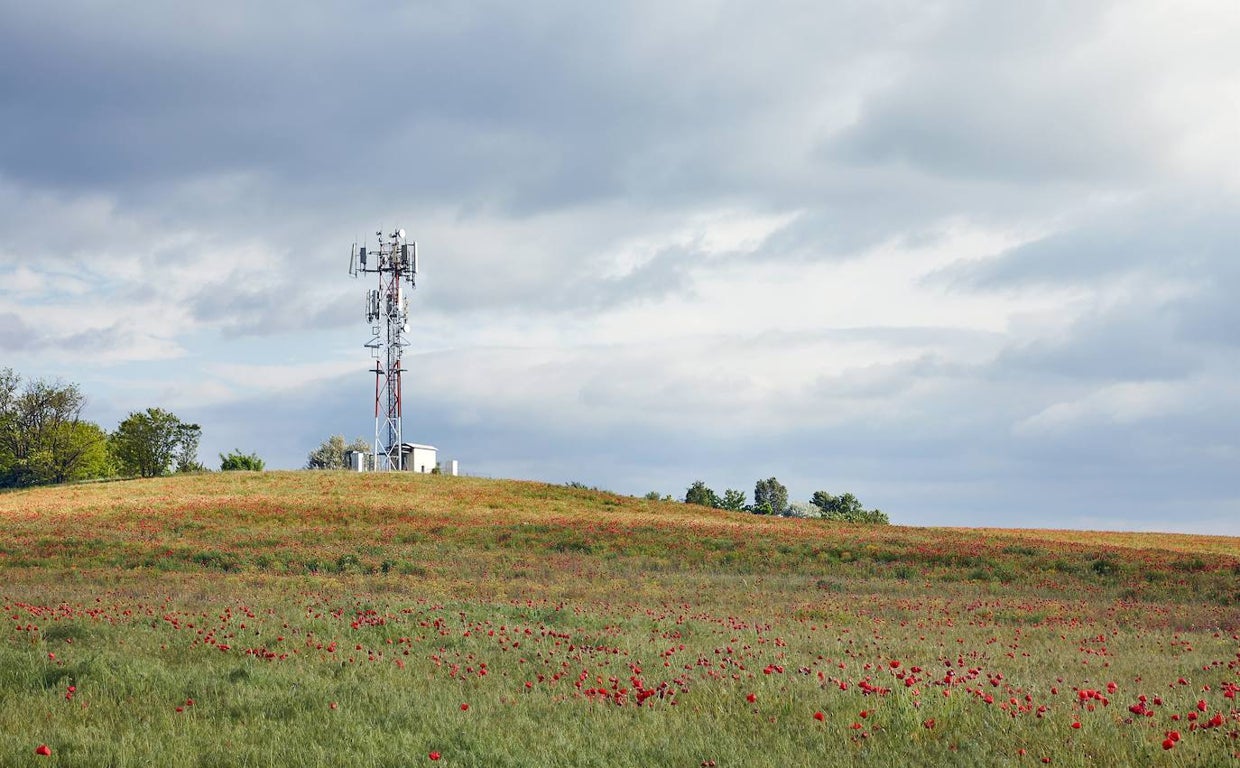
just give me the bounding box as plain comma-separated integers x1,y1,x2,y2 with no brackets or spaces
367,289,380,322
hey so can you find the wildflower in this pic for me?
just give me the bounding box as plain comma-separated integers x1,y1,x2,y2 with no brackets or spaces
813,711,825,721
429,752,441,761
35,745,52,756
746,693,757,703
460,703,469,711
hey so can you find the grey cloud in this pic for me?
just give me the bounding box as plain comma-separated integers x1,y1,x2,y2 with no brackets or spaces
938,202,1239,290
824,2,1158,185
186,281,355,337
0,312,38,351
0,1,929,216
994,302,1198,383
0,313,142,357
1171,261,1240,349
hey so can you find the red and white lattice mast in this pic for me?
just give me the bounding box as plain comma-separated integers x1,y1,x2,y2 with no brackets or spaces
349,228,417,470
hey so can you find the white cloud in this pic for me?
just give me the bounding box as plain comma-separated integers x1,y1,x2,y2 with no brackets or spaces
1013,380,1188,436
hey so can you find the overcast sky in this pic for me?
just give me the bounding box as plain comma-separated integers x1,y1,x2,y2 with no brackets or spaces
2,1,1237,533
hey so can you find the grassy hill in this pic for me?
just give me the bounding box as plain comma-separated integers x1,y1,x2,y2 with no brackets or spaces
4,471,1237,606
2,472,1238,766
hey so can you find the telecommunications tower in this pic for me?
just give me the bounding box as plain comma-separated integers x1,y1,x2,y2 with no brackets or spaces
349,228,418,470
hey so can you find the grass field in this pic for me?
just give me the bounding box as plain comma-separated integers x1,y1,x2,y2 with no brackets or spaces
2,471,1238,766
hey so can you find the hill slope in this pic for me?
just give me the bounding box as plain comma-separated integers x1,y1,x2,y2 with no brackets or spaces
2,471,1237,606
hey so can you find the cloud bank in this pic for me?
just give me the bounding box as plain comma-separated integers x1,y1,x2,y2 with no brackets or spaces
2,0,1237,533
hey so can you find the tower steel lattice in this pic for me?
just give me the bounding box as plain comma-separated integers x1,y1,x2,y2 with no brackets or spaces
349,229,418,470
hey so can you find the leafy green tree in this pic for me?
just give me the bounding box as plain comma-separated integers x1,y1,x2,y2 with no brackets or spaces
220,449,265,471
753,477,788,515
111,408,196,478
0,369,110,487
46,421,115,483
306,435,370,470
720,488,747,511
174,422,204,472
684,480,720,507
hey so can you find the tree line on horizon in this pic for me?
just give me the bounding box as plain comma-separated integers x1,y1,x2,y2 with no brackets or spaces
0,368,264,488
652,477,889,524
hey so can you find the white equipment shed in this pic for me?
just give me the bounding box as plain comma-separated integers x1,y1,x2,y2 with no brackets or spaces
400,443,438,474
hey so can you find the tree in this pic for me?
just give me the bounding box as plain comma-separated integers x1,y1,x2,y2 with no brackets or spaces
684,480,720,507
174,422,204,472
0,369,110,487
720,488,747,512
306,435,370,470
220,449,265,471
753,477,788,515
111,408,197,478
45,421,115,483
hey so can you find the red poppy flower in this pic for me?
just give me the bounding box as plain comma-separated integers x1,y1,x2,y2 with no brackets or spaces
35,745,52,756
429,752,441,761
813,711,825,721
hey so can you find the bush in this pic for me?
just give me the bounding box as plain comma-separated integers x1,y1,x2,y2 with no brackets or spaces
810,490,889,524
783,501,820,519
684,480,720,507
219,450,265,471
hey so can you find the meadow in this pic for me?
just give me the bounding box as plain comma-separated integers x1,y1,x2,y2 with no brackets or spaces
1,471,1238,766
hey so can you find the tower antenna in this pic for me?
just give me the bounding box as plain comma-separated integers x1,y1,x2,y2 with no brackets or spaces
348,227,418,470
